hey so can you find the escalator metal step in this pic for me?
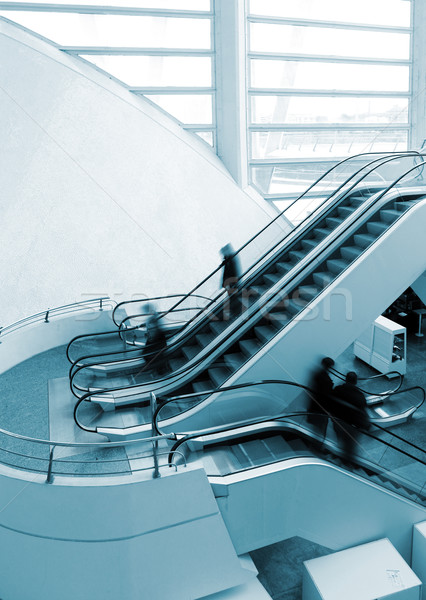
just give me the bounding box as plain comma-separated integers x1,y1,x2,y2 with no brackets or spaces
231,444,253,468
313,227,331,239
269,311,291,328
340,245,363,261
350,197,365,208
301,238,318,252
208,367,230,387
313,271,334,288
254,325,276,344
380,209,401,223
182,345,200,361
367,221,388,236
263,272,280,287
276,261,293,274
196,333,215,347
337,205,355,218
192,380,213,394
289,249,306,263
263,436,294,459
223,352,246,371
326,258,349,274
239,338,262,358
326,216,343,229
209,320,229,336
354,233,376,248
169,357,186,371
298,285,320,300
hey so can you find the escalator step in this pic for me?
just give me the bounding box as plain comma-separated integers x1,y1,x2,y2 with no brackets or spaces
340,245,363,261
223,352,246,371
367,221,388,236
337,205,355,218
313,227,331,240
289,249,306,263
286,299,304,315
192,380,214,394
169,357,186,371
196,333,215,347
263,436,294,458
276,261,293,274
269,311,291,328
313,271,334,288
287,439,309,453
298,285,320,300
209,320,229,336
396,200,415,210
263,272,280,287
252,285,268,297
239,439,274,465
326,258,349,274
231,444,253,468
354,233,376,248
254,325,276,344
208,367,230,387
326,216,343,229
239,338,262,357
350,196,365,208
380,209,401,223
182,345,200,361
301,238,318,252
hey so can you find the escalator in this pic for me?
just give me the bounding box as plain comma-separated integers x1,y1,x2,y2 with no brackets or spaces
69,153,426,435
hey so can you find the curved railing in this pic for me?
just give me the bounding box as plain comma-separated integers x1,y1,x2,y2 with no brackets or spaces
69,153,426,398
70,161,426,408
331,367,404,397
0,297,113,343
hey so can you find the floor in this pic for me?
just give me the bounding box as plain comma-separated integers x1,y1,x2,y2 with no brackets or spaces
1,324,426,598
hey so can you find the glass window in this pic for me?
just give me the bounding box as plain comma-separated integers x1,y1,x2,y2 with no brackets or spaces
250,96,409,125
250,129,408,159
249,23,410,60
248,0,410,28
1,0,211,9
144,94,212,124
1,12,211,48
82,55,212,86
193,131,214,146
251,162,339,195
250,60,410,93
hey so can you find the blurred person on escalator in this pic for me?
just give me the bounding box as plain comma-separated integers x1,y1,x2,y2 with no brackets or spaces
220,243,242,320
140,303,168,376
307,356,335,442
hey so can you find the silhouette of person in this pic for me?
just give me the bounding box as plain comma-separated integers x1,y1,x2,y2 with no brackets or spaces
220,243,242,319
332,371,369,462
140,303,168,375
307,356,335,441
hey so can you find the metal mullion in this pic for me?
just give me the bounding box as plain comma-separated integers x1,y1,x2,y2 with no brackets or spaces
0,3,214,17
183,125,214,131
250,158,340,166
249,124,409,131
248,88,410,98
247,14,411,35
408,0,414,148
63,47,213,56
129,87,215,94
248,52,410,67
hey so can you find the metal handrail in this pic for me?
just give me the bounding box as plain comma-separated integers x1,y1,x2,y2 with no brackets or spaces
0,297,113,340
330,367,404,396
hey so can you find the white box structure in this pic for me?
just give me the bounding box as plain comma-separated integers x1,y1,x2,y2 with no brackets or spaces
354,315,406,377
303,538,421,600
412,521,426,600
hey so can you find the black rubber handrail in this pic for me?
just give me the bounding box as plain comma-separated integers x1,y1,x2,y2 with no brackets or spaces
330,367,404,396
71,158,426,406
111,151,422,331
153,380,425,438
66,293,211,365
69,153,424,396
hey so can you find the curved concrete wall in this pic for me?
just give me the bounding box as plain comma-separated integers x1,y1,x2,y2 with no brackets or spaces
0,18,276,325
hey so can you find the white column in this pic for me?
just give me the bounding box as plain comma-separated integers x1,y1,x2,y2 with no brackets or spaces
410,0,426,149
214,0,249,187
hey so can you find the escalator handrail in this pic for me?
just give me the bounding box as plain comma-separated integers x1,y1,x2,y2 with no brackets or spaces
153,380,425,437
111,151,421,331
70,153,425,394
66,292,211,365
71,157,426,403
330,367,404,396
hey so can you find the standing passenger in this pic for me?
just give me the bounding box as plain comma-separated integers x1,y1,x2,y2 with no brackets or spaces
307,357,335,441
220,243,241,319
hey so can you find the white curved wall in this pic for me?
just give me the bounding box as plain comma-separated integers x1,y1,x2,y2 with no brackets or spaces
0,19,277,325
